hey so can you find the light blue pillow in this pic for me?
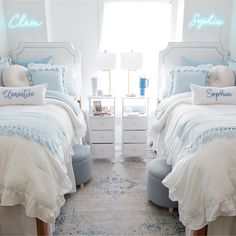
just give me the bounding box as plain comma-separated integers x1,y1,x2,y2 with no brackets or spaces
0,58,11,86
171,70,207,95
12,56,53,67
27,65,65,93
181,56,225,67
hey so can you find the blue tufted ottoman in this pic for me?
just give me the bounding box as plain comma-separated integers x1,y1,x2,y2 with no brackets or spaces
147,158,178,212
72,144,93,188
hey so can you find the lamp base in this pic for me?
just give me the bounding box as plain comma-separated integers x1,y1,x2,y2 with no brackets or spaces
125,93,136,97
103,94,113,97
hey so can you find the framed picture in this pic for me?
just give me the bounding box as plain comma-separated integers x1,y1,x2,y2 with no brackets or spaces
93,100,102,112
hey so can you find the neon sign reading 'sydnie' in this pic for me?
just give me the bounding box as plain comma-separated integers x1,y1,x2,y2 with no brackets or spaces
8,14,42,29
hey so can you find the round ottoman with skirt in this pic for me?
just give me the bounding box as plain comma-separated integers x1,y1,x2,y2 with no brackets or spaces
147,158,177,212
72,144,93,188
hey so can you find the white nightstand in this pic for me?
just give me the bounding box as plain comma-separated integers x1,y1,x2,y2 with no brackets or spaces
88,96,116,159
122,97,149,160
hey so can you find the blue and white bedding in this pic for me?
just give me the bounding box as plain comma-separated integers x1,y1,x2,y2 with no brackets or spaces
0,93,86,224
151,92,236,230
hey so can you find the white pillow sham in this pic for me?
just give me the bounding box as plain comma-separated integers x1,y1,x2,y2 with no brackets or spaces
191,84,236,105
0,84,47,106
3,65,30,87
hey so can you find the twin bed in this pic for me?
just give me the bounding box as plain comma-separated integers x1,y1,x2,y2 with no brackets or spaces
0,42,86,235
151,42,236,235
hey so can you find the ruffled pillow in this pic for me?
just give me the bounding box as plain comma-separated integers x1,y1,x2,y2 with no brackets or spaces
27,63,81,99
3,65,30,87
27,64,65,93
169,66,209,96
63,65,81,99
0,84,47,106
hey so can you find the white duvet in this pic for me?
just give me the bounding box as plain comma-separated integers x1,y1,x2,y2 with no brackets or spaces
151,92,236,230
0,100,86,224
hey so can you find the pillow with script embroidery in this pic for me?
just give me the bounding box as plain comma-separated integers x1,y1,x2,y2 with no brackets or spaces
0,84,47,106
191,84,236,105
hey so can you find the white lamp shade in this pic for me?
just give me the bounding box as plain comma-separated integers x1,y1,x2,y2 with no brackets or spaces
121,53,143,70
95,52,116,70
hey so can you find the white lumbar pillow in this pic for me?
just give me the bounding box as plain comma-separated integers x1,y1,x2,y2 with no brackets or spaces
208,65,235,87
0,84,47,106
191,84,236,105
3,65,30,87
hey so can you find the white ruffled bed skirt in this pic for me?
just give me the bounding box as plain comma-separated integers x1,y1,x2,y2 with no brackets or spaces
0,161,75,235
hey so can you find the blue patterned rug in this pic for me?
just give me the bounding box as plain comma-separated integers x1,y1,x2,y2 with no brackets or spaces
54,151,185,235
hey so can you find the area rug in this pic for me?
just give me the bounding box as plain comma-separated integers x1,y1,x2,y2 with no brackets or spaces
54,151,185,236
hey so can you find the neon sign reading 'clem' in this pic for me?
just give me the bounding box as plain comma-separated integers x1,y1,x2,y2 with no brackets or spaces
188,13,224,30
8,14,42,29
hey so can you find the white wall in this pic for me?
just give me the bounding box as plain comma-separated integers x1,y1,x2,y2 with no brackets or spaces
229,0,236,59
0,0,9,57
3,0,49,53
49,0,100,103
171,0,185,41
182,0,233,50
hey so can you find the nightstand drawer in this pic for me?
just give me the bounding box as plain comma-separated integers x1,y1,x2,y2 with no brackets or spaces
91,144,114,158
123,116,147,130
91,131,113,143
123,144,146,157
123,131,146,143
90,116,114,130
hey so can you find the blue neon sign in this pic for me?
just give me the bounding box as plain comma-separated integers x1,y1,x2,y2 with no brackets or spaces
188,13,224,30
8,14,42,29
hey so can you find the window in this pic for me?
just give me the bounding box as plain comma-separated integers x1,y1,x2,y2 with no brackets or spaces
99,0,172,102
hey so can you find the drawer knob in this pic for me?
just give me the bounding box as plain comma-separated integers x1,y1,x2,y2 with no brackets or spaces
132,148,136,151
101,136,104,139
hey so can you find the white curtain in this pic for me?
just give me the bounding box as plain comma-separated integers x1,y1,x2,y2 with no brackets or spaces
99,0,172,105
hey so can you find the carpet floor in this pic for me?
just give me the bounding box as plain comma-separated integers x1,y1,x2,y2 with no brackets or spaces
54,152,185,236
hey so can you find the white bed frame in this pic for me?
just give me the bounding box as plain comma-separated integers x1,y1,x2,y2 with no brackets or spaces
2,42,81,236
157,42,233,236
158,42,230,99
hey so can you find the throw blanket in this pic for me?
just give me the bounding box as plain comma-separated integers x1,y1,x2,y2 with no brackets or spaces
152,92,236,160
0,92,86,164
150,92,236,230
0,96,86,223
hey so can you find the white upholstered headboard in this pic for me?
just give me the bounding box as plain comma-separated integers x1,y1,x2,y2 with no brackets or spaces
158,42,230,99
12,42,81,65
12,42,82,100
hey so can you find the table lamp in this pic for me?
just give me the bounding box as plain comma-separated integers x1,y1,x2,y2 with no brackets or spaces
121,52,143,95
95,51,116,95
